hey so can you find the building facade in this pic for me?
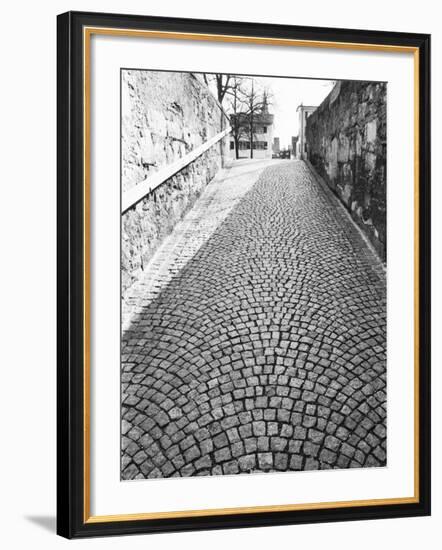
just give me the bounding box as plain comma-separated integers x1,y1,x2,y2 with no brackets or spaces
291,136,298,158
296,105,317,160
272,137,280,155
228,102,274,160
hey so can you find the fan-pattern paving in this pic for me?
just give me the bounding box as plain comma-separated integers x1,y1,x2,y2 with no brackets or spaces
121,161,386,479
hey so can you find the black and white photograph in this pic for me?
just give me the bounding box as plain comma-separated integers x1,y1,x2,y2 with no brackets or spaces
120,69,387,480
0,0,435,543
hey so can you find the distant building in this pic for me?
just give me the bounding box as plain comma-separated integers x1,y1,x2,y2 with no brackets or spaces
228,97,274,159
296,105,317,160
291,136,298,158
272,137,280,155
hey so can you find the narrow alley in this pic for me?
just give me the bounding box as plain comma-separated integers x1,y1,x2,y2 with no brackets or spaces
121,159,387,479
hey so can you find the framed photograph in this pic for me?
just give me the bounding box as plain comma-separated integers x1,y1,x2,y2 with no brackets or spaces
57,11,431,538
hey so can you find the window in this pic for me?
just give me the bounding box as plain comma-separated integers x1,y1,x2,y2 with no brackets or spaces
239,141,250,150
252,141,267,150
230,141,235,150
263,126,267,133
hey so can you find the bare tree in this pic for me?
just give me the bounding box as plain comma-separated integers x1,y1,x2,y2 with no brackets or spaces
202,74,273,160
202,73,239,165
202,73,234,104
241,82,273,159
225,78,249,160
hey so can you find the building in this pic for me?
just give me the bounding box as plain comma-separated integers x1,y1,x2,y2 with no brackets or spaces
296,104,317,160
291,136,298,158
228,98,274,159
272,137,280,156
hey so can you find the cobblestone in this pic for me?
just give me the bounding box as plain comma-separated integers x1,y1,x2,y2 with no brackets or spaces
121,160,387,479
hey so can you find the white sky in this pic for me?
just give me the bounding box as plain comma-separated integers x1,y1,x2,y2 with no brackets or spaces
259,76,336,149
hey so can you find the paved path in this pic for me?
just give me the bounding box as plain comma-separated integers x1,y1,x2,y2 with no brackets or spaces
122,159,282,331
121,160,386,479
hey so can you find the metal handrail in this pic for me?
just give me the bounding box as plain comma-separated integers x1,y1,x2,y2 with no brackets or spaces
122,125,232,214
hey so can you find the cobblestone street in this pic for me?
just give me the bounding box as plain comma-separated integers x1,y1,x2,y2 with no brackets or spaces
121,160,387,479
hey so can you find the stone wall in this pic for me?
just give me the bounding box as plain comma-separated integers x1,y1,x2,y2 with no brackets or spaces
121,70,227,297
305,81,387,259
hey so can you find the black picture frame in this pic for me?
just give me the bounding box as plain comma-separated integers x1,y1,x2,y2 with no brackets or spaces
57,10,431,539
